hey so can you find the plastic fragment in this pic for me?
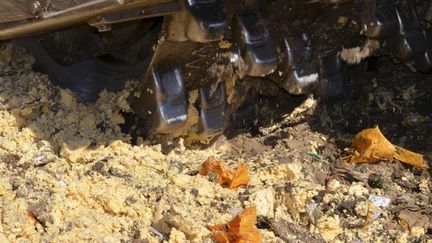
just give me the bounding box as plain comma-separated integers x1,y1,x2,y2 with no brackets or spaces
306,201,318,225
368,195,391,220
368,195,391,208
344,127,428,170
209,207,262,243
199,157,250,189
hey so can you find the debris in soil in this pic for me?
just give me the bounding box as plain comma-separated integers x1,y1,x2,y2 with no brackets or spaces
344,127,428,170
267,218,325,243
209,207,261,243
398,209,429,238
1,43,432,243
339,39,379,65
200,156,250,189
366,195,391,222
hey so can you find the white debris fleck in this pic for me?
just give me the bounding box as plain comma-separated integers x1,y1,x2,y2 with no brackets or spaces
298,73,319,84
340,39,379,64
58,180,66,188
250,188,275,218
368,195,391,220
368,195,391,208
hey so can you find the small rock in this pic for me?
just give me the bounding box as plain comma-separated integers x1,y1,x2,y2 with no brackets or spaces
92,161,105,173
191,189,198,197
27,200,52,226
398,209,429,237
368,173,384,188
250,188,275,218
108,166,131,179
268,219,325,243
348,183,368,196
34,155,48,166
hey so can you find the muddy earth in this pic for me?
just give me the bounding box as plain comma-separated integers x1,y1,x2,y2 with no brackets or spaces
0,44,431,242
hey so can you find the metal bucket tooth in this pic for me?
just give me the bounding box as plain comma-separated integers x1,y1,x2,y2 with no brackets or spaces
281,33,319,95
414,49,432,73
198,82,227,137
134,67,188,135
234,10,278,77
390,3,427,62
413,30,432,72
360,0,398,38
184,0,227,42
166,0,226,43
316,52,345,98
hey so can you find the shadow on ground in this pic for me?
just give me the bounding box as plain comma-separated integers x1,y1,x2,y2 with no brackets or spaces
228,56,432,161
0,44,136,160
223,56,432,201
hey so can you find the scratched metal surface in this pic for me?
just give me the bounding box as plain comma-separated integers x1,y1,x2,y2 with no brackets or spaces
0,0,34,23
47,0,100,11
0,0,105,23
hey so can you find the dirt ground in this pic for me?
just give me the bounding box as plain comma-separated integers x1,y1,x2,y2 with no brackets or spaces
0,43,431,243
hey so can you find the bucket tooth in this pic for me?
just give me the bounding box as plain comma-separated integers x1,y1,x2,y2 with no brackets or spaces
413,30,432,72
316,52,345,98
234,10,278,77
390,3,427,62
414,49,432,73
185,0,227,42
282,33,319,95
360,0,398,38
135,66,188,134
198,82,227,137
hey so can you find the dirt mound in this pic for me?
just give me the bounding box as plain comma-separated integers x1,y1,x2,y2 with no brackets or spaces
0,44,430,242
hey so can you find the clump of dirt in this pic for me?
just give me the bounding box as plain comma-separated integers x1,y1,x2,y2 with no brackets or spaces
0,43,431,243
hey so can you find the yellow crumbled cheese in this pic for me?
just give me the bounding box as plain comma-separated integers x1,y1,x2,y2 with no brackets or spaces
348,182,369,197
410,226,425,238
317,215,341,242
